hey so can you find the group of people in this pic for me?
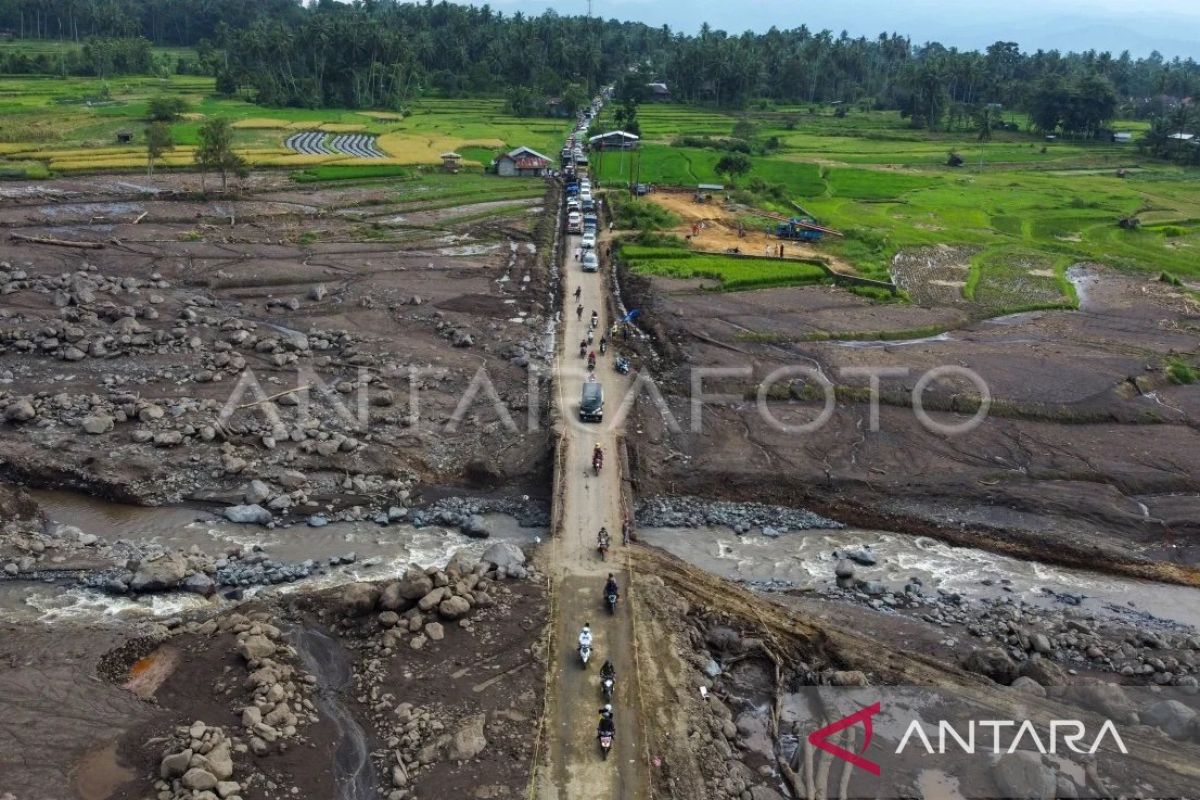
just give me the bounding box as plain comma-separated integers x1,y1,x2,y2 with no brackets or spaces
580,571,623,747
576,294,611,369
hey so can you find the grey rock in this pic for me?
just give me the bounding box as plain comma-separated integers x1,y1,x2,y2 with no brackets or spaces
1141,699,1196,739
964,646,1019,686
339,582,381,616
447,713,487,760
244,480,272,505
182,768,218,792
991,751,1055,799
480,541,526,570
81,414,114,434
130,552,189,592
4,399,35,422
224,504,273,525
160,749,192,779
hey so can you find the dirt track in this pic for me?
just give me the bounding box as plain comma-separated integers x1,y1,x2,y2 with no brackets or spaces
639,190,858,275
535,223,647,798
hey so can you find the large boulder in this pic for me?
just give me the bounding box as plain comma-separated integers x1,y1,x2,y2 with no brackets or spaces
840,547,876,566
223,504,272,525
81,414,114,435
1063,683,1137,723
418,587,449,612
160,749,193,779
130,552,189,593
338,582,381,617
446,713,488,761
445,549,476,576
480,542,526,571
394,566,434,602
963,646,1018,686
459,515,491,539
1141,699,1196,739
991,751,1055,799
237,634,277,662
438,595,472,620
3,398,36,423
1019,656,1067,688
181,768,218,792
243,480,272,505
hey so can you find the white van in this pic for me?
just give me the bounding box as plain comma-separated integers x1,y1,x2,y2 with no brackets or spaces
567,211,583,233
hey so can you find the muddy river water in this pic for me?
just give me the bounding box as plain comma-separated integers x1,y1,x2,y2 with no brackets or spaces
639,526,1200,629
0,491,541,623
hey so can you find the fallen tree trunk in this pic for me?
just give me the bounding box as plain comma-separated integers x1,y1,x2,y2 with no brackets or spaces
9,232,104,249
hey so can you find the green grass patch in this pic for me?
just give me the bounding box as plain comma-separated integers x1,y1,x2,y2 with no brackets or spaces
609,194,679,231
625,251,829,291
1166,359,1197,385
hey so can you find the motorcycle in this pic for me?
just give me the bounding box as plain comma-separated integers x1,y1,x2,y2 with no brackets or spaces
614,356,631,375
597,538,608,561
579,643,592,667
605,591,618,615
599,340,608,355
587,354,596,372
579,342,587,358
602,675,615,701
592,449,603,475
598,730,614,760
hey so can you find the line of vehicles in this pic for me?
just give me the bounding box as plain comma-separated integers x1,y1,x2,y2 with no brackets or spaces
560,97,628,762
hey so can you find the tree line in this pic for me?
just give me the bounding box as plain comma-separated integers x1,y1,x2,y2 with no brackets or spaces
2,0,1198,140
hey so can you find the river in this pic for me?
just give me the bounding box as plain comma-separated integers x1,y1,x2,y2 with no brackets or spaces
0,491,542,624
639,525,1200,629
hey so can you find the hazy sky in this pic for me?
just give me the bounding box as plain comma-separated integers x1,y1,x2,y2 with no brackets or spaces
486,0,1200,58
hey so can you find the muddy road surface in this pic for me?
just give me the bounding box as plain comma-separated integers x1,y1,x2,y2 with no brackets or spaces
536,222,648,799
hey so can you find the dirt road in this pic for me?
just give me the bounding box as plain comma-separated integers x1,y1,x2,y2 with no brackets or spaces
535,221,648,799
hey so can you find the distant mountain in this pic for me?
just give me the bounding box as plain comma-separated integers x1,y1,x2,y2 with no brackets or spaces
492,0,1200,59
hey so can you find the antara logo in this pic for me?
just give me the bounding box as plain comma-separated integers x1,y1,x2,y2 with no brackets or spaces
809,703,1129,776
896,719,1128,755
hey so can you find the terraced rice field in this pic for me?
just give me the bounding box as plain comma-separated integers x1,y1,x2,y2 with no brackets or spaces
0,78,571,176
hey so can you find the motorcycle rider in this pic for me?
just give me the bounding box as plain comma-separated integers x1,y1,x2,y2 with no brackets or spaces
600,659,616,683
599,336,608,354
579,338,587,357
586,328,594,345
597,527,610,550
604,572,620,604
587,350,597,370
597,707,616,742
579,623,593,650
592,443,603,469
576,303,584,321
590,310,599,329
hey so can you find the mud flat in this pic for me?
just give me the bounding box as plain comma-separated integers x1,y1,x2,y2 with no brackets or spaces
619,260,1200,574
0,173,558,515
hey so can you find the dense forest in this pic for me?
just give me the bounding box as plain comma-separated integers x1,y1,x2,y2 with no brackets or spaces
1,0,1198,147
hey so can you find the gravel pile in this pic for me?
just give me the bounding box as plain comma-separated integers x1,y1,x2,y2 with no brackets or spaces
410,496,550,533
635,495,840,534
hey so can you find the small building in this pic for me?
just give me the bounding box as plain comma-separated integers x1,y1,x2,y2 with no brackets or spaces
1112,132,1133,143
588,130,640,151
115,130,134,144
1168,132,1196,142
440,152,462,172
545,98,571,118
645,82,671,102
494,146,552,177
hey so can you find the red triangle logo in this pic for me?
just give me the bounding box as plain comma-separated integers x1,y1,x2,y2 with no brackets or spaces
807,701,882,776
